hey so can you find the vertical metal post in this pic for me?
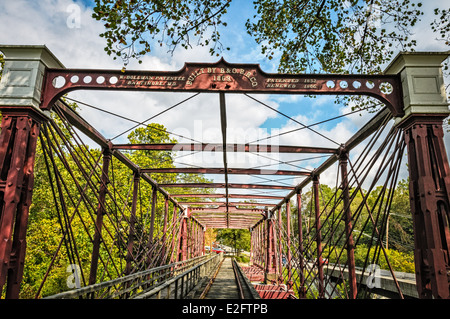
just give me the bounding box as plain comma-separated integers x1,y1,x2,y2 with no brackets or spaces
339,149,357,299
170,206,178,263
178,208,189,262
296,189,306,298
264,209,277,283
277,207,283,277
384,51,450,299
250,228,254,264
286,201,293,288
89,147,111,285
313,174,325,298
402,117,450,299
146,186,158,266
0,110,43,298
161,197,169,261
125,171,140,275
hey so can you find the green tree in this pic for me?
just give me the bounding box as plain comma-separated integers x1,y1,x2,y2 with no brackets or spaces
92,0,232,64
89,0,450,75
216,228,250,255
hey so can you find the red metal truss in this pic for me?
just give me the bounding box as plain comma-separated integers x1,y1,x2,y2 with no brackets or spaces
41,58,404,117
113,143,338,154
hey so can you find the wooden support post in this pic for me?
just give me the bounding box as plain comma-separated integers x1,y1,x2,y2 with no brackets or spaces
89,147,111,285
339,149,357,299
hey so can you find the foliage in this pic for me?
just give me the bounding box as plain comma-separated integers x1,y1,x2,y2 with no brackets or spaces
16,104,213,297
246,0,423,74
88,0,450,77
216,228,250,254
92,0,232,64
351,244,415,273
234,254,250,263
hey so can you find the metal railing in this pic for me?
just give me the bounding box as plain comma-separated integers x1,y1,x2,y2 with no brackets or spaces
135,253,223,299
46,254,221,299
232,259,261,299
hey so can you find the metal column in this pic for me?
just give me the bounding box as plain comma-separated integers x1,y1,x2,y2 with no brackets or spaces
313,174,325,298
339,149,357,299
0,109,44,298
402,116,450,299
89,147,111,285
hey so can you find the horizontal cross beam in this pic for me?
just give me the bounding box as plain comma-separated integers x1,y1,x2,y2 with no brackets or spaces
178,201,277,207
142,167,310,176
112,143,337,154
159,183,295,190
170,193,285,200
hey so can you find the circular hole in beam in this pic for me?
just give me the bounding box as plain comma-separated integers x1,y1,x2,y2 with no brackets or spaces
366,81,375,89
326,80,335,88
70,75,79,84
109,76,118,84
379,82,394,95
52,76,66,88
83,76,92,84
339,80,348,89
96,76,106,84
352,80,361,89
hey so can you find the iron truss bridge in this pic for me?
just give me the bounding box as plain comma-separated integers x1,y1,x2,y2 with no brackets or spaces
0,45,449,300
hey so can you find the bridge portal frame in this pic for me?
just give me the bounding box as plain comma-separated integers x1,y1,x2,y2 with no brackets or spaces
0,45,449,299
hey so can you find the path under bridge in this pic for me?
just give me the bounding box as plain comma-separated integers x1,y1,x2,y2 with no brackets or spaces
0,45,449,300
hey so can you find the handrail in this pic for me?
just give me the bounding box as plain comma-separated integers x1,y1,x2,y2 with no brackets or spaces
232,259,261,299
45,254,212,299
135,253,223,299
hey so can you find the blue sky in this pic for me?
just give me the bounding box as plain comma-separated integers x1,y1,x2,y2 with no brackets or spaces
0,0,449,190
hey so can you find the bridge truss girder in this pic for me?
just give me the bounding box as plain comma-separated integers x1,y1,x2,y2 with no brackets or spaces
0,45,449,299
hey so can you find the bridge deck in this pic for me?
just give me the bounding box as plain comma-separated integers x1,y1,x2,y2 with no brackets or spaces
204,258,240,299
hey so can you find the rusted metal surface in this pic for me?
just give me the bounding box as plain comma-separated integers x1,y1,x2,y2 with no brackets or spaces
401,115,450,299
285,201,293,288
265,210,278,282
296,190,306,298
313,175,325,298
3,47,450,300
113,143,338,154
171,193,285,200
339,149,357,299
89,147,111,285
41,59,404,117
0,108,43,298
142,167,310,176
178,201,277,207
125,172,140,275
159,182,295,190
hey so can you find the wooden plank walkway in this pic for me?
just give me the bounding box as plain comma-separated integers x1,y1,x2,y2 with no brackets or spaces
204,258,239,299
